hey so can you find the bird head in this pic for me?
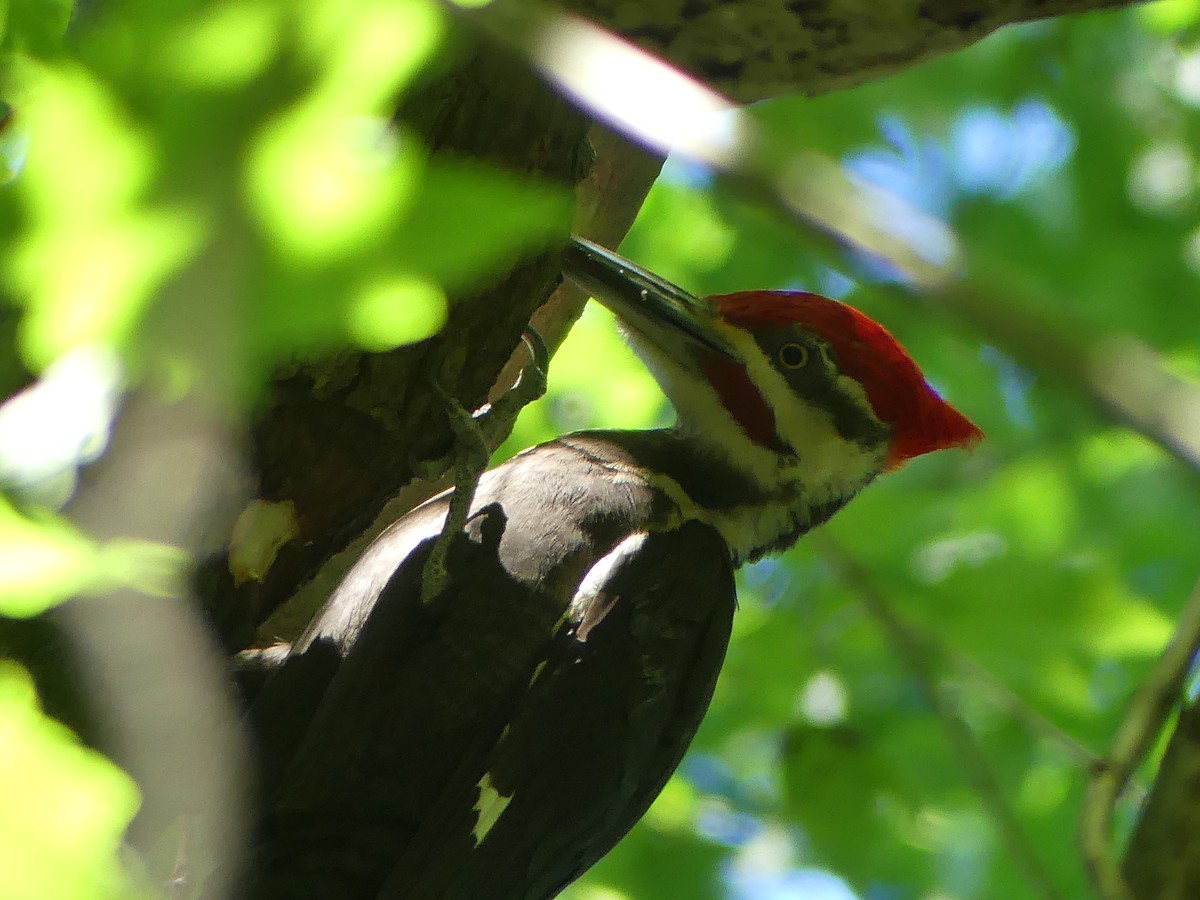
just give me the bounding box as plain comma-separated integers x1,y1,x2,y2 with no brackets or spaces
563,238,981,504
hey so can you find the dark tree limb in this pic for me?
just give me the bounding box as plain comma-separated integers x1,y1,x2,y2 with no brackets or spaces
563,0,1140,102
1112,573,1200,899
200,39,593,648
1123,700,1200,900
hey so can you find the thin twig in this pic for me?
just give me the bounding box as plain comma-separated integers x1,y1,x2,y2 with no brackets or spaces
853,596,1102,771
948,645,1099,771
1080,574,1200,900
815,532,1066,900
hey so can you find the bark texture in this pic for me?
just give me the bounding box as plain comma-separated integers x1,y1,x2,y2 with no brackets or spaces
1124,702,1200,900
200,39,594,648
565,0,1138,101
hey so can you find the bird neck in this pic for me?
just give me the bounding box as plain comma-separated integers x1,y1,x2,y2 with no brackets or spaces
576,427,877,566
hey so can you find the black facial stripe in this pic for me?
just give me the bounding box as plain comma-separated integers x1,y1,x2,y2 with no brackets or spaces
755,330,891,450
807,372,891,448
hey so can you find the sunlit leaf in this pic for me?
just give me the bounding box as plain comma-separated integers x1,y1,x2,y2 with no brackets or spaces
348,272,446,351
0,500,96,618
161,0,282,89
2,0,72,57
0,664,141,900
392,159,573,290
245,0,441,261
14,64,152,222
3,63,202,369
1139,0,1200,31
293,0,443,110
248,108,422,262
94,538,190,600
12,210,200,368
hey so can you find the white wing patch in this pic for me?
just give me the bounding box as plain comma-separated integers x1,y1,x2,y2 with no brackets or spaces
469,536,652,850
566,532,648,637
471,772,513,846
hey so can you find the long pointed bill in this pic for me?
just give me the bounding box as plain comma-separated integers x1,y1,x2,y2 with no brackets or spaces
563,237,741,362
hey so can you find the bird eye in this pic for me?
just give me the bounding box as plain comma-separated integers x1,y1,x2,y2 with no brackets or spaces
778,342,809,369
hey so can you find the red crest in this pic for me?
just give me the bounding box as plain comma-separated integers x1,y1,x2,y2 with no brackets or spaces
711,291,983,468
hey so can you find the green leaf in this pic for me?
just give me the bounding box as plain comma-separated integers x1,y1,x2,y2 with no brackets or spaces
1139,0,1200,32
2,0,73,57
0,663,142,899
392,159,573,292
570,814,724,900
782,719,932,888
0,500,95,618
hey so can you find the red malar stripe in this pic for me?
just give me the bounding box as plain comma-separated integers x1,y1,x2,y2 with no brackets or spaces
701,353,778,448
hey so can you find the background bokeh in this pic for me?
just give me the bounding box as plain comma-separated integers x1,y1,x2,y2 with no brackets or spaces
1,0,1198,897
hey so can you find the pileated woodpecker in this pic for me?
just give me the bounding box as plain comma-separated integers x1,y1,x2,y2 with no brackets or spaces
247,239,981,899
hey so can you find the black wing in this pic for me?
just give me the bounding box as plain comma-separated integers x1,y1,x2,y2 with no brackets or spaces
246,439,736,899
378,521,735,900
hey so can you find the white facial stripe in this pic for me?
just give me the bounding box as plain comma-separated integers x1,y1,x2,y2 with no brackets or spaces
622,325,786,480
722,325,887,496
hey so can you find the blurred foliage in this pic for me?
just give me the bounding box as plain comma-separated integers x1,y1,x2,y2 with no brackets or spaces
527,4,1199,899
0,0,1197,896
0,0,571,387
0,0,572,894
0,494,96,616
0,663,142,899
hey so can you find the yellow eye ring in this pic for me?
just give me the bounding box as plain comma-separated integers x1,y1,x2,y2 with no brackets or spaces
778,342,809,369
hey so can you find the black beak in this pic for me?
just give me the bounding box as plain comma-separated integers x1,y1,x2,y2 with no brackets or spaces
562,237,741,361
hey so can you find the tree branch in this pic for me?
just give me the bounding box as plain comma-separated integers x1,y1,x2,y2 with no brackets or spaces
1084,575,1200,899
565,0,1139,102
1121,699,1200,900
